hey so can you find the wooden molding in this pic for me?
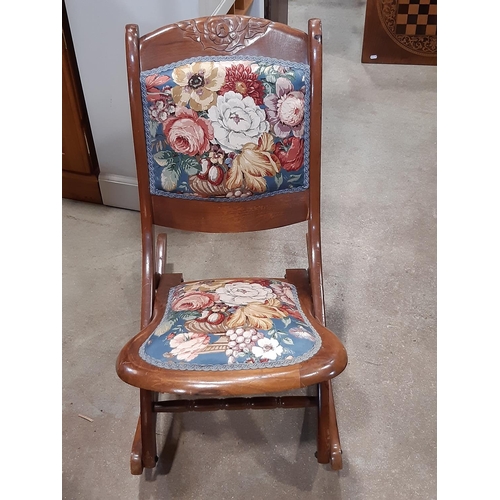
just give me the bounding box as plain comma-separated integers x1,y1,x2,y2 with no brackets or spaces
62,170,102,204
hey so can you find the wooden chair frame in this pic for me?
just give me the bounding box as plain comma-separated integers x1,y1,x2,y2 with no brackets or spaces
116,15,347,474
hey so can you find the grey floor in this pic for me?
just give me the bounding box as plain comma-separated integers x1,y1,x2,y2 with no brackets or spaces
62,1,436,498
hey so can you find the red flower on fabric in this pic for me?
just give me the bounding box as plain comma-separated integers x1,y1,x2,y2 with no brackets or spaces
219,64,265,105
273,137,304,171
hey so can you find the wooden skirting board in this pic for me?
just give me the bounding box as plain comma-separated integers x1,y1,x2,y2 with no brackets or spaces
63,170,102,204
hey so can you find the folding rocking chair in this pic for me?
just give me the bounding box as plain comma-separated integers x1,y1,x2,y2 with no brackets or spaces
116,15,348,474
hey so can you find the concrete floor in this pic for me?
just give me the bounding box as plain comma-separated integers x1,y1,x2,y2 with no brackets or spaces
62,1,436,498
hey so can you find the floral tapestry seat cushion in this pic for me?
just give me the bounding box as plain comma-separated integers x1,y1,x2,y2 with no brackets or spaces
141,57,310,200
140,279,322,371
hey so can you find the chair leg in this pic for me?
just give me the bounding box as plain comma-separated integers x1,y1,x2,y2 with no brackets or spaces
316,382,330,464
130,415,144,475
317,380,343,470
140,389,158,469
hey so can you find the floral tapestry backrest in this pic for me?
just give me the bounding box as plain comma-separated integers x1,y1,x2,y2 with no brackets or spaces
140,57,310,201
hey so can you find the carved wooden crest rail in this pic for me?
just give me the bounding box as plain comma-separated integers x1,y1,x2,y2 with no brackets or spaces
177,16,271,53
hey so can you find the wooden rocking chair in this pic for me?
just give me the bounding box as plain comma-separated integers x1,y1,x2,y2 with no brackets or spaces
116,15,348,474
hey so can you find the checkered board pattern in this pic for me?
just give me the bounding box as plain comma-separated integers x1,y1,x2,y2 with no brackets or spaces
396,0,437,36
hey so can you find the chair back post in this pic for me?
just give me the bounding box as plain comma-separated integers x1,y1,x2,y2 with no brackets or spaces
126,24,155,328
307,18,326,326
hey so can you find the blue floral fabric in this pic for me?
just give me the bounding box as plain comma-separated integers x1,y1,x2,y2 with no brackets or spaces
140,57,310,201
139,279,321,371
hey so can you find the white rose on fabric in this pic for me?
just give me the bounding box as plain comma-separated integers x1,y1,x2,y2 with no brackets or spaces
215,282,276,306
208,91,269,153
251,338,284,361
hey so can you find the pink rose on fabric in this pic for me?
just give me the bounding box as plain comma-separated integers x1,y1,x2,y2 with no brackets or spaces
162,107,214,156
264,77,305,138
171,291,218,311
169,333,210,361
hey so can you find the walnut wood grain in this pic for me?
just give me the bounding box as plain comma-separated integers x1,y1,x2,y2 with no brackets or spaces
177,14,267,53
317,379,343,469
140,389,157,468
326,379,343,470
151,192,309,233
139,17,308,71
62,171,102,204
306,18,326,326
154,233,167,289
126,25,156,329
130,416,144,475
62,2,101,203
234,0,254,16
316,380,330,464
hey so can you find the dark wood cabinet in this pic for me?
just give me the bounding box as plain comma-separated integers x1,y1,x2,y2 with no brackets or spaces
62,2,102,204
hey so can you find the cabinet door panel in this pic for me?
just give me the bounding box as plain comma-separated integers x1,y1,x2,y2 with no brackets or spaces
62,32,93,175
62,1,102,204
